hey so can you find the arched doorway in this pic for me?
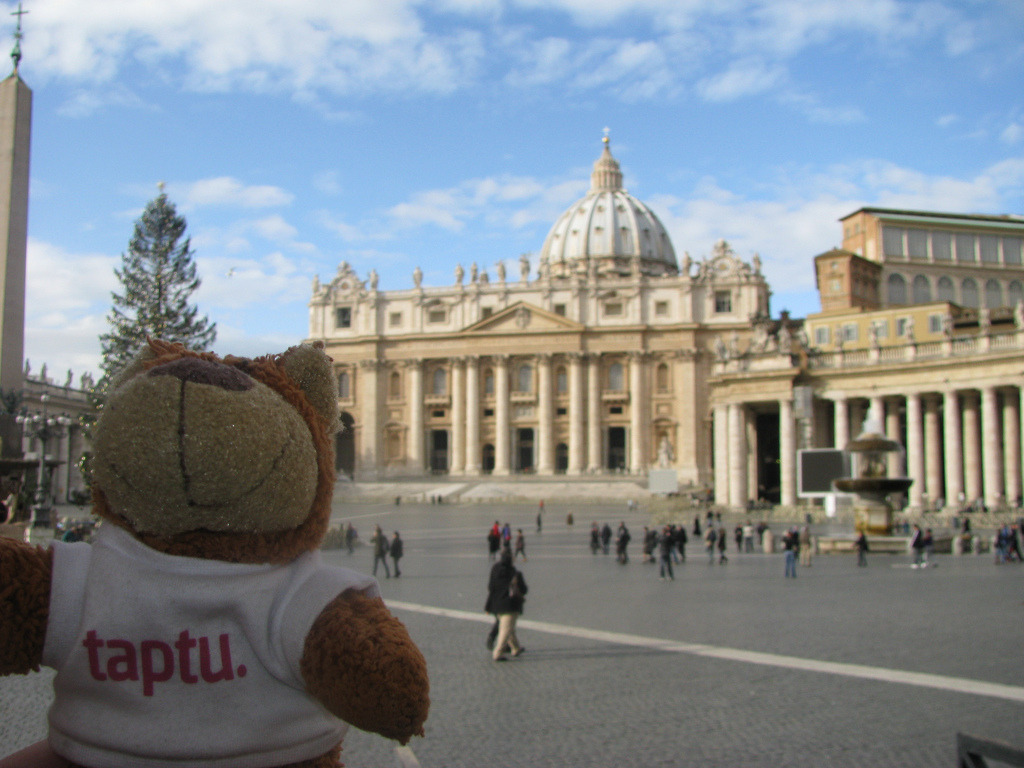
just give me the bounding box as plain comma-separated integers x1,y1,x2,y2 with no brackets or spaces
555,443,569,473
516,428,535,473
336,412,356,479
607,427,626,471
481,443,495,474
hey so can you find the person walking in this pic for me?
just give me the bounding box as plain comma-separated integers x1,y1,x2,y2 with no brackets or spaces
676,524,687,562
589,522,601,554
487,521,501,561
855,530,869,566
783,526,798,578
910,524,925,568
704,525,717,564
717,525,728,564
616,522,631,564
371,524,391,579
513,528,527,561
485,549,527,661
799,525,812,567
658,526,675,581
600,522,612,555
390,530,404,577
537,500,544,532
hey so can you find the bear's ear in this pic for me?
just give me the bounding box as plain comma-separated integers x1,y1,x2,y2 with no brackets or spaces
104,338,171,393
279,343,339,432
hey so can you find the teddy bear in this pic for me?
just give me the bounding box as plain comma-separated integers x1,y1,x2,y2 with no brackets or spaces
0,339,429,768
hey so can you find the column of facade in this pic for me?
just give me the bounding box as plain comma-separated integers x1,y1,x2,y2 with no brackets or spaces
727,402,747,509
1002,389,1021,506
849,400,866,438
494,355,510,475
629,352,645,473
358,359,381,478
962,392,982,504
406,360,424,474
834,396,849,449
869,395,884,426
981,386,1003,508
450,358,465,474
568,353,585,475
905,393,924,510
465,356,480,475
536,354,554,475
923,395,943,507
883,399,903,477
943,390,963,508
713,404,729,509
587,354,602,473
779,397,796,507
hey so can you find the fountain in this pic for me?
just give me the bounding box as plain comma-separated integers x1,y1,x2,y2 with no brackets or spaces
833,407,913,535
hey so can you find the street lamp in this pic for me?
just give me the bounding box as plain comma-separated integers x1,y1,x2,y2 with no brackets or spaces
15,392,73,528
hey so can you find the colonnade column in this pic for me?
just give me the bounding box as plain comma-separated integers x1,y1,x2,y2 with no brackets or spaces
629,352,645,474
727,403,747,509
924,395,943,507
981,386,1003,508
1002,389,1021,506
779,397,796,507
886,398,904,477
494,355,510,475
713,404,729,509
465,356,480,475
568,353,585,475
450,358,465,474
905,393,924,510
537,353,554,475
587,354,602,473
943,390,963,508
962,392,982,503
358,359,381,478
407,360,424,474
834,396,849,449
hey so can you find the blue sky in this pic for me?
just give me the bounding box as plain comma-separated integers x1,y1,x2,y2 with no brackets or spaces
10,0,1024,381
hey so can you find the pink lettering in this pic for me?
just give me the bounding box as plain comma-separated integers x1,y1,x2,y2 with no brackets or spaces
140,640,174,696
174,630,198,684
199,634,234,683
82,630,107,681
105,639,138,682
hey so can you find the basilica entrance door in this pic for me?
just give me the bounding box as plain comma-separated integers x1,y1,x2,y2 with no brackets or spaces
607,427,626,471
516,428,535,473
430,430,449,474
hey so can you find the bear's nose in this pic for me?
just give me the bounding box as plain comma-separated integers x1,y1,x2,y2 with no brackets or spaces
147,357,254,391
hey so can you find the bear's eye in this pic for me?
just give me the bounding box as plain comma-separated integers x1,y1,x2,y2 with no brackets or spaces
148,358,255,391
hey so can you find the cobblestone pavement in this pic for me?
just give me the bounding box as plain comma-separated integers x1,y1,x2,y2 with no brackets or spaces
3,498,1022,767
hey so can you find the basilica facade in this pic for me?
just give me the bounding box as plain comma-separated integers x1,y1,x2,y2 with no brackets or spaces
308,139,1024,515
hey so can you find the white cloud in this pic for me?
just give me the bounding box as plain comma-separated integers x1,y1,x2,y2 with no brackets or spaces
1001,121,1023,145
180,177,294,209
697,58,785,101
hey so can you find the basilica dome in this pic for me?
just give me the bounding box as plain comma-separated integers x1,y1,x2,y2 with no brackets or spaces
540,137,678,279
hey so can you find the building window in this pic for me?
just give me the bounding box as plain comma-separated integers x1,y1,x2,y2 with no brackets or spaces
875,320,889,339
556,366,568,394
553,304,566,316
389,371,401,399
912,275,931,304
955,233,976,262
516,364,532,393
883,226,905,257
654,301,668,317
842,323,858,343
604,302,623,317
483,408,494,417
337,370,351,399
335,307,352,329
932,232,952,262
714,291,732,313
985,279,1002,308
829,278,842,293
481,307,493,319
1004,237,1023,266
428,309,446,324
980,235,999,264
1009,281,1023,307
814,326,830,346
907,229,928,259
928,314,943,334
431,410,445,418
432,368,446,396
962,278,979,308
389,312,402,327
556,407,567,417
386,431,402,460
609,406,623,415
936,276,955,302
896,317,911,337
483,369,494,395
656,363,669,392
887,274,907,305
608,362,624,391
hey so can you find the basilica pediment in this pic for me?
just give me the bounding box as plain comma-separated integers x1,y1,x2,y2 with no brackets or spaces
463,302,584,334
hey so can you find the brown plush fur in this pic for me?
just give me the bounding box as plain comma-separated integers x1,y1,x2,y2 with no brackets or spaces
0,339,429,767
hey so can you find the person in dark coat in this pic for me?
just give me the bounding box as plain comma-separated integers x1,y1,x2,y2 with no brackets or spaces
487,521,501,561
485,549,527,661
390,531,404,577
600,522,612,555
371,524,390,578
855,531,869,566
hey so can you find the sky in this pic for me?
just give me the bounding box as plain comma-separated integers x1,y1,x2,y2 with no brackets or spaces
8,0,1024,383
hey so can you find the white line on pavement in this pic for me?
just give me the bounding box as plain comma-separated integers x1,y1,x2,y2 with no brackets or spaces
387,600,1024,704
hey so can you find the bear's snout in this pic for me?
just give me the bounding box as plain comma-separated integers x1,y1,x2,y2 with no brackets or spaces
148,358,254,391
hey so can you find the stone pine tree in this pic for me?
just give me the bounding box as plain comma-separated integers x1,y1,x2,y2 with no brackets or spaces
98,188,217,387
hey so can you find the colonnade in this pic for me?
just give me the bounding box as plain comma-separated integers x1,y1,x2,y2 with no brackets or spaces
357,352,656,477
713,383,1024,512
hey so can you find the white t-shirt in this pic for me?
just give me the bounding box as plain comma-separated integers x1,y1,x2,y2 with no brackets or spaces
43,524,379,768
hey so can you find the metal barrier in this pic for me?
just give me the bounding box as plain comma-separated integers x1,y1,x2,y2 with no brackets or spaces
958,733,1024,767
